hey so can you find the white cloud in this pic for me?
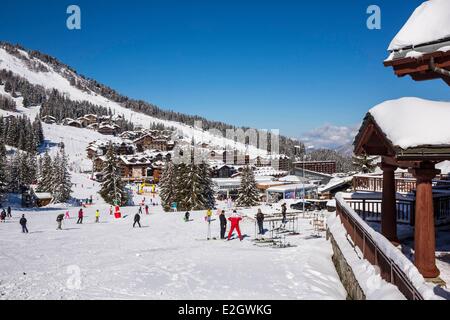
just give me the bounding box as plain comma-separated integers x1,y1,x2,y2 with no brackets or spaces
300,124,360,150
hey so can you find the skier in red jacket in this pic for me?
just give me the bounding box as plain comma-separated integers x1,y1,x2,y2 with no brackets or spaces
227,211,243,241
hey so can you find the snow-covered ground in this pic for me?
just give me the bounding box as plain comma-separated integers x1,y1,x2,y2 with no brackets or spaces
0,193,347,300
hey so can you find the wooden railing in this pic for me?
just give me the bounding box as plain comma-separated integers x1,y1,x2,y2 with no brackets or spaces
345,196,450,226
335,197,423,300
353,174,450,193
345,198,414,225
352,175,416,193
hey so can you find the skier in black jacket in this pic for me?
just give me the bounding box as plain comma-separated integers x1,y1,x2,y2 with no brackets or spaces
7,206,12,218
20,214,28,233
133,213,141,228
219,210,227,239
256,209,265,235
56,214,64,230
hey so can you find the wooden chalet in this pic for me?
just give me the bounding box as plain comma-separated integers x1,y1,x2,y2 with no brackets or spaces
354,99,450,279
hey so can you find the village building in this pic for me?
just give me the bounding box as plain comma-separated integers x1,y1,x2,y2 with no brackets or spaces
294,160,337,175
41,115,56,124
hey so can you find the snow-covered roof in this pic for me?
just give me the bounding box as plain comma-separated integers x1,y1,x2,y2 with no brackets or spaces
369,97,450,149
388,0,450,51
318,176,353,194
33,192,52,200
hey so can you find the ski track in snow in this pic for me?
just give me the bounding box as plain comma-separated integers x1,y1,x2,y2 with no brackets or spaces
0,205,347,300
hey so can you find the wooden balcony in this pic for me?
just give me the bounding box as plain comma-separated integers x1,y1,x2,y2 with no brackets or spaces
352,174,450,193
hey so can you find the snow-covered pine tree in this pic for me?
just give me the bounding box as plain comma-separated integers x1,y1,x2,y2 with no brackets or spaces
0,140,7,196
200,162,215,209
352,154,377,173
20,151,37,187
37,151,53,192
236,165,259,207
100,143,128,206
159,161,178,211
52,150,72,203
181,164,207,211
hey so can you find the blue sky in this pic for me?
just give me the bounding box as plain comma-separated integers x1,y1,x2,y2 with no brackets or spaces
1,0,448,144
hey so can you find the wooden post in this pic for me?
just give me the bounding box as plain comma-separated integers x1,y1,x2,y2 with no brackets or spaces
381,162,399,244
410,162,440,279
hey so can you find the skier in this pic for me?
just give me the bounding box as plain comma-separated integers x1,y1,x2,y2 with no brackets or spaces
0,209,6,223
77,208,84,224
145,205,149,215
219,210,227,239
7,206,12,218
256,208,265,235
227,211,243,241
20,214,28,233
133,212,141,228
138,206,143,215
184,211,190,222
56,213,64,230
205,208,213,239
95,209,100,223
65,211,70,219
205,208,212,222
281,203,287,226
109,206,113,215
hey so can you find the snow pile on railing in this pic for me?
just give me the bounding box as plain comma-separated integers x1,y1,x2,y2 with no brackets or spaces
327,213,405,300
334,193,442,300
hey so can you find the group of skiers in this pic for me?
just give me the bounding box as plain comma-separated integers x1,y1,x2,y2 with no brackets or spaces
0,206,12,222
185,208,264,241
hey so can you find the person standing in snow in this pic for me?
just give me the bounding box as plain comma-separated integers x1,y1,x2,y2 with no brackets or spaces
184,211,190,222
77,208,84,224
205,208,213,239
281,203,287,225
145,205,149,215
7,206,12,218
227,210,243,241
133,213,141,228
109,206,113,215
138,206,143,215
20,214,28,233
0,209,6,223
219,210,227,239
95,209,100,223
56,214,64,230
256,209,265,235
65,211,70,219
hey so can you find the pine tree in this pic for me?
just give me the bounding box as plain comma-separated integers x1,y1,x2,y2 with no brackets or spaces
236,166,259,207
181,164,207,211
0,140,7,196
100,144,128,205
199,162,215,209
37,151,53,192
159,161,178,211
52,150,72,203
352,154,377,173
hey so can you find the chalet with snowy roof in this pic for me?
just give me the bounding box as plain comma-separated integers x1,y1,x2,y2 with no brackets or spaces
353,97,450,280
133,133,174,152
210,164,236,178
41,115,56,124
340,1,450,293
98,123,119,135
62,118,83,128
384,0,450,85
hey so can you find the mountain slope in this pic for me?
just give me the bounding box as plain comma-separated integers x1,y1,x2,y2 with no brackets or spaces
0,43,295,157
